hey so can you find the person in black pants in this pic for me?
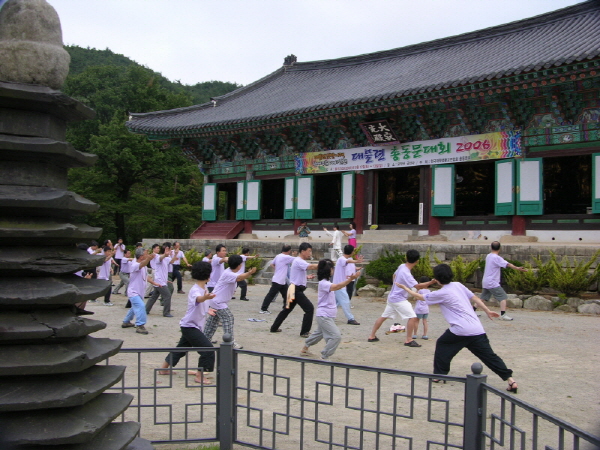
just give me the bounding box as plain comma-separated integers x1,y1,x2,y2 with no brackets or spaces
259,245,295,314
396,264,518,393
158,261,216,384
270,242,318,337
171,241,190,294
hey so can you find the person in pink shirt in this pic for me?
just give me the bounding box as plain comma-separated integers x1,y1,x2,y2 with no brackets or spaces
158,261,216,384
301,259,361,361
396,264,518,394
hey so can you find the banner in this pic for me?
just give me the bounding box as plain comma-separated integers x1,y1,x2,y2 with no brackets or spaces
295,131,521,174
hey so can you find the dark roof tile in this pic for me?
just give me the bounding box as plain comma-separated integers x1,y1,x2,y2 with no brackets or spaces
127,1,600,134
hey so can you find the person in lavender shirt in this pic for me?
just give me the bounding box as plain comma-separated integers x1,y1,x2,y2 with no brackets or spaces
396,264,518,394
368,249,436,347
207,244,228,293
122,248,155,335
332,245,363,325
158,261,216,384
301,259,361,361
412,276,431,340
259,245,294,314
480,241,527,321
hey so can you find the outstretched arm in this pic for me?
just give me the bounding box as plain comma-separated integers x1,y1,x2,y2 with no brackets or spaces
331,269,362,291
471,295,500,319
236,267,257,282
508,263,527,272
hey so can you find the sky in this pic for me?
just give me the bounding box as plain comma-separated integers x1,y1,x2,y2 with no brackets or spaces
45,0,585,87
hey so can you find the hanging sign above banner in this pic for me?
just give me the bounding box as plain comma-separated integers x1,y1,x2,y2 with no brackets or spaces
295,131,521,174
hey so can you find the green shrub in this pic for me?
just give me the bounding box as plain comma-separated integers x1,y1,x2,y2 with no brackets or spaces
226,247,264,285
411,248,434,280
365,250,406,284
504,255,552,294
182,248,204,272
352,244,363,258
547,250,600,297
434,254,480,283
356,275,367,291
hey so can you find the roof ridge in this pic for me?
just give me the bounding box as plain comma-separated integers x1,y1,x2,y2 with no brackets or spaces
288,0,599,71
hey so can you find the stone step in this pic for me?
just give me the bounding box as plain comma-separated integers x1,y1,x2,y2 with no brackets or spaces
0,393,133,446
17,422,144,450
0,185,98,218
0,246,104,276
0,336,122,376
0,364,126,412
0,219,102,245
0,309,106,343
361,229,418,242
0,275,110,307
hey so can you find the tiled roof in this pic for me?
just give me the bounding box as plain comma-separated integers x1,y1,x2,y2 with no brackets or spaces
127,1,600,135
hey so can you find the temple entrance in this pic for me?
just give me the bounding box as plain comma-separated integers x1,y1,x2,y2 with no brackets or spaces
262,178,285,219
543,154,591,214
313,173,341,219
455,160,494,216
377,167,420,225
217,182,237,220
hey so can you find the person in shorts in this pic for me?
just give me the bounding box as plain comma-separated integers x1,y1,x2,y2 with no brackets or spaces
480,241,528,321
412,276,431,340
367,249,436,347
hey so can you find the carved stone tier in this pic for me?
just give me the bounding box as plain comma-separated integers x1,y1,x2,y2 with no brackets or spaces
0,336,123,376
0,247,103,275
18,422,143,450
0,309,106,343
0,365,125,411
0,393,133,446
0,276,110,307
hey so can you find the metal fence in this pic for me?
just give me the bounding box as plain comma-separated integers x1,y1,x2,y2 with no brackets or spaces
107,336,600,450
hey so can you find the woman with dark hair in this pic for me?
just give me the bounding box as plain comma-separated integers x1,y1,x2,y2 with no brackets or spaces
396,264,518,393
158,261,216,384
301,259,361,361
342,222,357,248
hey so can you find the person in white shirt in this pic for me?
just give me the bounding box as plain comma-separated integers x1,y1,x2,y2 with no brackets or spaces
97,246,115,306
332,245,363,325
171,241,191,294
480,241,527,321
113,238,126,275
207,244,228,293
145,242,178,317
233,247,259,301
323,224,343,261
270,242,319,337
259,245,294,314
113,249,133,295
203,255,257,349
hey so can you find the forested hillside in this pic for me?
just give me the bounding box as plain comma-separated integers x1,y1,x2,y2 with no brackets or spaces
64,46,240,243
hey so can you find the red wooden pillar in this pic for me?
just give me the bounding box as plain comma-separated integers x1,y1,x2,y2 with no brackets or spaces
244,220,253,234
512,215,526,236
294,218,301,235
354,172,366,233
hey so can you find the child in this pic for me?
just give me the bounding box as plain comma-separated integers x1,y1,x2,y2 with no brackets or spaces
203,255,256,349
233,247,259,301
158,261,216,384
412,276,431,340
301,259,361,361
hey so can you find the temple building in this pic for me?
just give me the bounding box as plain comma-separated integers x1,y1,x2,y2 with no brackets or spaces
127,1,600,242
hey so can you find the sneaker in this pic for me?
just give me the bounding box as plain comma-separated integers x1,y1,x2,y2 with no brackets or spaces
404,340,422,347
321,355,331,362
422,336,429,340
412,335,418,339
347,319,360,325
500,314,513,321
104,302,113,306
240,298,249,301
259,310,271,314
121,322,135,328
177,290,185,294
136,325,149,335
112,291,119,295
89,299,98,303
231,296,236,300
233,341,243,349
300,333,309,338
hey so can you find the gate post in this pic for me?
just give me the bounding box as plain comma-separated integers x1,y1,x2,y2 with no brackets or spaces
218,333,235,450
463,363,487,450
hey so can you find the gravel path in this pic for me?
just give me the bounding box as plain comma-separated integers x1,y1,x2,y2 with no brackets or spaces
91,278,600,448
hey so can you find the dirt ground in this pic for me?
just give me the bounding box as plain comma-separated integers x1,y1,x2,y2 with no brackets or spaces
90,277,600,448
